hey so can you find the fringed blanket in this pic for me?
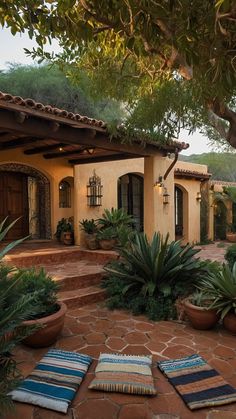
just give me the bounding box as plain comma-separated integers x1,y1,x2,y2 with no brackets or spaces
10,349,92,413
158,354,236,410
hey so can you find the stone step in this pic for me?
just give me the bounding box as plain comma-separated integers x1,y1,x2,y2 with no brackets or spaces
56,272,105,292
58,286,106,308
4,246,118,268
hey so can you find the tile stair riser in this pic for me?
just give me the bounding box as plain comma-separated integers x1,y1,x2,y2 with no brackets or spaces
59,289,106,308
5,249,118,268
58,272,104,292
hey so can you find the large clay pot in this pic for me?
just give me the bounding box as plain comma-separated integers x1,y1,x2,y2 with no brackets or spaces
223,312,236,334
183,299,219,330
22,302,67,347
85,233,99,250
60,231,74,245
226,233,236,243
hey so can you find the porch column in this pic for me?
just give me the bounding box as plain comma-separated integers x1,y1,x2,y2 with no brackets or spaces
73,164,85,245
208,190,214,241
144,155,175,241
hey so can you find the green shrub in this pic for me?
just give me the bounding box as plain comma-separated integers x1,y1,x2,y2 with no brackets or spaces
97,208,134,229
225,244,236,269
0,219,39,416
15,268,59,319
198,262,236,319
79,219,98,234
103,232,204,320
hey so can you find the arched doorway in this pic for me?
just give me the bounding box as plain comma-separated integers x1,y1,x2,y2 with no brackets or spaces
214,200,227,240
174,184,189,241
0,163,51,239
118,173,144,231
175,186,184,240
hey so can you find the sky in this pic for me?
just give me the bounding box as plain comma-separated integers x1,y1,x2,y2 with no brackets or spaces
0,27,213,156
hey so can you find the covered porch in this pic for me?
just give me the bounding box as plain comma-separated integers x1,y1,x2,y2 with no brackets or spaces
0,91,188,243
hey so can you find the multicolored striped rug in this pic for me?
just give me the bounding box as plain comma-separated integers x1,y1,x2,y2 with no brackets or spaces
158,354,236,410
10,349,92,413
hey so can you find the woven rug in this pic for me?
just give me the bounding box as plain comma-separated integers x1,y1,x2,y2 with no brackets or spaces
158,354,236,410
10,349,92,413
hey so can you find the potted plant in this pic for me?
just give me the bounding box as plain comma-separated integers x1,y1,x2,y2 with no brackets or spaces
183,291,219,330
97,208,134,230
55,217,74,245
97,226,117,250
199,263,236,334
15,267,67,347
79,219,98,250
226,223,236,242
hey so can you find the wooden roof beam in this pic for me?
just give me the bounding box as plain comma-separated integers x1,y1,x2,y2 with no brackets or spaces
0,136,39,150
69,153,144,165
43,147,87,159
24,142,66,155
0,108,158,156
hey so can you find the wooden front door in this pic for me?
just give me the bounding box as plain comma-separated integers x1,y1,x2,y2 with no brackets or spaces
0,172,29,239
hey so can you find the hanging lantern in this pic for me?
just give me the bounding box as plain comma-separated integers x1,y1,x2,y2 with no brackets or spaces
163,187,170,205
87,170,103,206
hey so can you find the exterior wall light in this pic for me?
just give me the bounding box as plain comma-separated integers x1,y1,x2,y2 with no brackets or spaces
196,192,202,202
154,175,163,187
163,188,170,205
87,170,103,206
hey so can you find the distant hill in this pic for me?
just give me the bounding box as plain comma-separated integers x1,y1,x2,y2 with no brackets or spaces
179,153,236,182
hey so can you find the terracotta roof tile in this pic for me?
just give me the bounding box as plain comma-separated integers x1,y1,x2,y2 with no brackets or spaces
175,168,211,179
0,91,107,129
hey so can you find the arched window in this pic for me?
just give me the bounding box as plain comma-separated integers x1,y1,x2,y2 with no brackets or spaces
175,186,183,238
118,173,144,231
59,180,71,208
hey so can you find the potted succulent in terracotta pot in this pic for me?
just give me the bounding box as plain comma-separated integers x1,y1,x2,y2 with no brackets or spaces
16,267,67,347
55,217,74,245
96,226,117,250
226,223,236,243
199,263,236,334
183,291,219,330
79,218,98,250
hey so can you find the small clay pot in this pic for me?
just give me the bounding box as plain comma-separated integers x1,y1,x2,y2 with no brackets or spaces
22,301,67,347
99,239,116,250
226,233,236,243
223,312,236,334
183,299,219,330
61,231,74,245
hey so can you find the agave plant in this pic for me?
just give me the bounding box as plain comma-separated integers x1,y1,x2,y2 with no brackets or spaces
0,217,29,259
198,263,236,319
103,232,203,319
97,208,134,229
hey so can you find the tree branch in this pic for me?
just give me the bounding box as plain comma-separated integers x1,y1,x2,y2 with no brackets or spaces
209,99,236,147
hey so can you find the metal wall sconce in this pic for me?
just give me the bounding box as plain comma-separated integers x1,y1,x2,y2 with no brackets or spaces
196,192,202,202
154,175,163,187
163,187,170,205
87,170,103,206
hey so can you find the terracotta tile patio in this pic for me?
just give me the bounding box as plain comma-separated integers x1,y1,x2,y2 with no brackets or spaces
6,303,236,419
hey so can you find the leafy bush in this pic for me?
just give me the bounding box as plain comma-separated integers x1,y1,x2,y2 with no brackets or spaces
225,244,236,269
198,263,236,319
79,219,98,234
0,219,39,416
103,232,204,320
97,208,134,229
15,268,59,319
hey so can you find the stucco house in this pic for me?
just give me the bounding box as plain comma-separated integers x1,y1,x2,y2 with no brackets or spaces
0,91,214,245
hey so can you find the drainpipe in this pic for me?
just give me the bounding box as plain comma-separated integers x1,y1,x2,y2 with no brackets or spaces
163,148,179,181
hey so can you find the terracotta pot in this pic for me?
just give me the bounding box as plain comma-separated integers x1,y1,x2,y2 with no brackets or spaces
183,299,219,330
61,231,74,245
85,233,99,250
223,312,236,334
226,233,236,243
99,239,116,250
22,301,67,347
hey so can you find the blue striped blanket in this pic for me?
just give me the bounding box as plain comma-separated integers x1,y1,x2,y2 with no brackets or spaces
158,354,236,410
10,349,92,413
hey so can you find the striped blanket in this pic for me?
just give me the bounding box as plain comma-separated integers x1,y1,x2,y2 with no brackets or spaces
158,354,236,410
10,349,92,413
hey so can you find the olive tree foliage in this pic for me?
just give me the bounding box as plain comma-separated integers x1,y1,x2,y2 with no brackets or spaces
0,1,236,146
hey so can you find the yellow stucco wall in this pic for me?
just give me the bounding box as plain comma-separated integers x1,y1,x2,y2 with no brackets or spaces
0,149,73,236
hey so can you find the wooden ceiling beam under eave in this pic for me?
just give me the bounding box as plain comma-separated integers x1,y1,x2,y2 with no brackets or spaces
0,108,157,157
68,153,144,165
43,147,88,159
0,136,40,150
24,142,66,155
